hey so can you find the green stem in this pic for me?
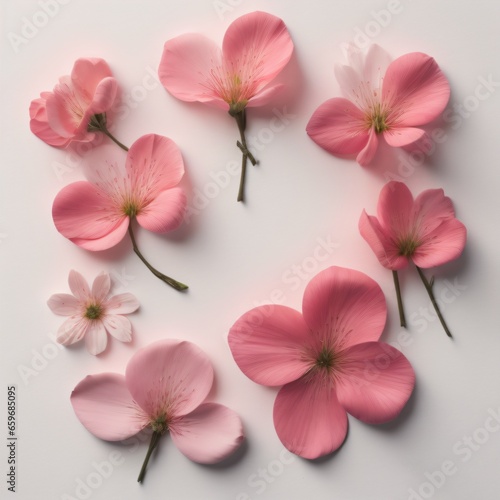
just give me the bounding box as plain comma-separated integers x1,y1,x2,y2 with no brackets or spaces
88,113,129,152
415,266,452,338
392,270,406,328
137,431,162,483
128,223,188,291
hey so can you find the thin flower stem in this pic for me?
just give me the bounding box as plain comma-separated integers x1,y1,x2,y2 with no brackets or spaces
392,270,406,328
100,127,129,152
232,109,258,202
137,431,162,483
415,266,452,338
128,223,188,291
87,113,129,152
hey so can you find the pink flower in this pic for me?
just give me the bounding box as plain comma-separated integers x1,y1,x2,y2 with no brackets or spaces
306,44,450,166
52,134,188,290
228,266,415,459
359,181,466,336
29,58,118,148
158,11,294,202
71,339,244,482
47,270,139,355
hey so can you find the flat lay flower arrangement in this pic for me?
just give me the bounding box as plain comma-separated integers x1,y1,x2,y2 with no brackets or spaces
30,9,467,485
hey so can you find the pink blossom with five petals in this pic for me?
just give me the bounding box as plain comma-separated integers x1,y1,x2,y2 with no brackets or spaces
47,270,139,355
71,339,244,482
228,266,415,459
29,58,118,148
306,44,450,166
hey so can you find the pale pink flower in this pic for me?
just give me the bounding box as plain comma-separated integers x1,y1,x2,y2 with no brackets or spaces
158,11,294,201
71,339,244,482
229,266,415,459
52,134,188,290
306,44,450,166
359,181,466,336
29,58,118,148
47,270,139,355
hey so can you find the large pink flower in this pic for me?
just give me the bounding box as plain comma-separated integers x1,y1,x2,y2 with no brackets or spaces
158,11,294,202
29,58,118,148
47,270,139,355
306,44,450,166
359,181,466,336
52,133,188,290
71,339,244,482
228,266,415,459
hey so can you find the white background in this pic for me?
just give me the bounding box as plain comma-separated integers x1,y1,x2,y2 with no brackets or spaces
1,1,499,499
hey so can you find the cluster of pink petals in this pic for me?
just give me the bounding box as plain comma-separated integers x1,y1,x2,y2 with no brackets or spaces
306,44,450,166
29,58,118,147
47,270,139,355
359,181,467,270
71,339,244,464
159,11,293,112
229,266,415,459
52,133,186,251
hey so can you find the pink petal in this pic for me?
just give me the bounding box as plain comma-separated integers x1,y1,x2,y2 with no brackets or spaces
91,272,111,302
362,44,392,89
358,211,409,270
85,321,108,355
57,316,89,345
412,188,456,238
356,127,379,166
170,403,244,464
136,187,186,233
335,342,415,424
70,58,114,96
71,373,148,441
29,97,70,147
104,293,140,314
273,377,348,459
383,52,450,127
102,315,132,343
125,340,214,418
301,267,387,350
246,84,285,108
383,127,426,148
47,293,81,316
228,305,312,387
159,33,226,107
222,11,293,94
377,181,414,238
85,77,118,116
126,134,185,199
306,98,369,155
68,270,91,301
412,218,467,268
52,181,126,241
69,217,129,251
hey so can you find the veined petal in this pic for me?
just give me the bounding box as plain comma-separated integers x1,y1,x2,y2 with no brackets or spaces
47,293,81,316
412,188,456,238
159,33,226,106
222,11,293,95
302,267,387,350
356,127,379,166
125,340,213,419
52,181,125,241
91,272,111,302
228,305,312,387
383,127,426,148
383,52,450,127
86,77,118,116
359,211,409,270
68,270,91,301
85,320,108,355
56,316,89,345
377,181,414,238
71,373,148,441
70,58,115,97
246,83,284,108
306,98,369,156
170,403,244,464
104,293,140,314
69,217,129,251
136,188,186,233
335,342,415,424
29,97,71,147
412,218,466,268
273,377,348,459
102,315,132,343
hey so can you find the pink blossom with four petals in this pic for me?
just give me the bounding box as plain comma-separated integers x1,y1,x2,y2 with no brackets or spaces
29,58,118,148
71,339,244,482
229,266,415,459
47,270,139,355
306,44,450,166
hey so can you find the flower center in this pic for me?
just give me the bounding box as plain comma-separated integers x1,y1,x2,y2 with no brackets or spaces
368,103,389,133
151,414,169,434
85,304,103,320
123,201,139,218
398,237,419,257
315,345,336,372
